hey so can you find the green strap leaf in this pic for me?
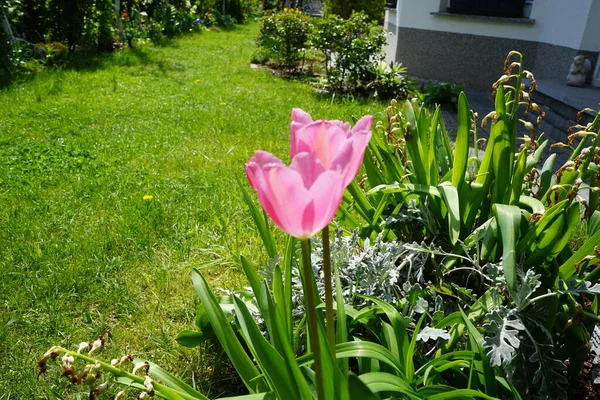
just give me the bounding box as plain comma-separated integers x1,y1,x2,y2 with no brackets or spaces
438,184,461,245
239,179,277,258
452,92,470,192
493,204,521,294
192,269,267,393
232,296,298,399
560,228,600,280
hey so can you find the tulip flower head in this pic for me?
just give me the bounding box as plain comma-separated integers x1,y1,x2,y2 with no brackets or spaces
290,108,373,188
245,151,345,239
245,110,373,239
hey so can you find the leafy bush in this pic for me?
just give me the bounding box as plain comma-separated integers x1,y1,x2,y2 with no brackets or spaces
310,12,387,92
323,0,386,22
257,9,312,69
0,30,16,86
366,61,416,100
421,81,465,108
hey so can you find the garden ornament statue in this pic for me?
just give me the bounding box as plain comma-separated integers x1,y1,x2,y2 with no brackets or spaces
567,54,591,87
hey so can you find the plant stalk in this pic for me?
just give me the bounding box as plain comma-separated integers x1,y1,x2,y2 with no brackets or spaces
301,239,325,400
321,225,336,352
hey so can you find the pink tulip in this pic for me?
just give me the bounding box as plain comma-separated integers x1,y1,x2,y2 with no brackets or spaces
245,150,347,239
290,108,373,187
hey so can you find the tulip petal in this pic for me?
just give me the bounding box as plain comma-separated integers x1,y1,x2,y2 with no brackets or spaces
351,115,374,134
289,152,326,188
245,150,285,189
303,170,345,236
291,108,314,157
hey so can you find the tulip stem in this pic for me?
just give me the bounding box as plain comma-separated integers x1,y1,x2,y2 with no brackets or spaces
301,239,325,400
321,225,336,352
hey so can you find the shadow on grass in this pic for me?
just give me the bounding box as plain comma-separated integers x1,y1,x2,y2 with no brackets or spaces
0,33,194,90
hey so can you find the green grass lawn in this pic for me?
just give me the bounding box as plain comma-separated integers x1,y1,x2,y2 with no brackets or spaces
0,23,383,398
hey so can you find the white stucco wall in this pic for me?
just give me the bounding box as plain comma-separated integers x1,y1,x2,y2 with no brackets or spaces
394,0,595,50
580,0,600,51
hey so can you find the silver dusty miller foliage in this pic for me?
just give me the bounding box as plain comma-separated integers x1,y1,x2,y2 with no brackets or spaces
291,227,430,316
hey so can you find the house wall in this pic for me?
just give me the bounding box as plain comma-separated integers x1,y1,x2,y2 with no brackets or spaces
390,0,599,89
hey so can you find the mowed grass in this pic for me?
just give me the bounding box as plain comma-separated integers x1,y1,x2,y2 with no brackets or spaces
0,24,383,398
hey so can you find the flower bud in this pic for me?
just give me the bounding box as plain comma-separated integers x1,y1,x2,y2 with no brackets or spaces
133,361,150,375
144,375,155,395
89,338,104,355
94,382,108,394
77,342,90,353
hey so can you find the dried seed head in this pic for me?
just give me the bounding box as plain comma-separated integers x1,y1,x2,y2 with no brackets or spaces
111,359,120,366
94,382,108,394
138,393,150,399
38,347,60,374
115,391,127,400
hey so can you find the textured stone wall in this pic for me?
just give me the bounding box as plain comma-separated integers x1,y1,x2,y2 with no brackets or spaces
395,27,598,90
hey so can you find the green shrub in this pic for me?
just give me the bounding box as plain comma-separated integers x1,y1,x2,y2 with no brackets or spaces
422,81,465,108
257,9,312,69
310,12,387,92
323,0,386,22
366,61,416,100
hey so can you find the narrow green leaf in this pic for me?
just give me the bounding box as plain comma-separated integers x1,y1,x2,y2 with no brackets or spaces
438,184,461,245
493,204,521,294
192,269,266,393
233,296,297,399
518,195,545,215
361,295,409,375
239,179,278,258
335,265,349,373
459,308,497,396
406,313,427,383
559,228,600,280
297,341,406,376
490,86,512,204
348,373,378,400
368,183,441,198
358,372,419,398
452,92,470,192
175,330,208,348
509,149,528,205
283,235,296,344
589,210,600,236
426,388,497,400
143,359,209,399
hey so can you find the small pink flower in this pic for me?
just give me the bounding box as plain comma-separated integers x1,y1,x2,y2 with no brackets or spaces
290,108,373,188
245,151,346,239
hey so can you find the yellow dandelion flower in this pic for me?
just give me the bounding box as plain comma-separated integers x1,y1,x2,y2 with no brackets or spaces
143,195,153,201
